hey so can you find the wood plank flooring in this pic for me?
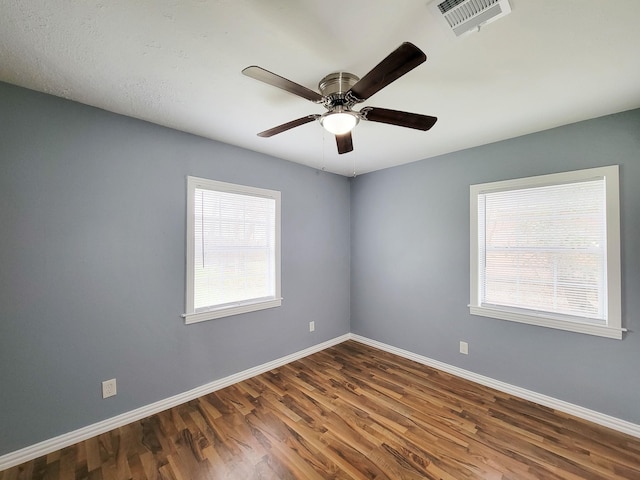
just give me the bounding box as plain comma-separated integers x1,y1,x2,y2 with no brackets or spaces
2,340,640,479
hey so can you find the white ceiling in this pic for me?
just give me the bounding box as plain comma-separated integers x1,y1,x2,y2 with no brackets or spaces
2,0,639,176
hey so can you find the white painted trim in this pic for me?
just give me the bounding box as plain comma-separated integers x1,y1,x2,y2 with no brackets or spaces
0,334,350,471
3,332,639,471
469,165,623,339
184,176,282,323
350,334,640,439
469,305,625,339
183,298,283,324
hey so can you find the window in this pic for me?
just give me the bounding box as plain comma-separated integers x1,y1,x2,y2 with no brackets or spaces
469,165,623,339
183,176,281,324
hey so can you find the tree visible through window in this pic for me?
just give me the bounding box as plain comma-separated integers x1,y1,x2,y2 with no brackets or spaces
469,166,623,339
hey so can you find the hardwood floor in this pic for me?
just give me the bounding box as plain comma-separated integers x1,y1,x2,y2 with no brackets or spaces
2,340,640,479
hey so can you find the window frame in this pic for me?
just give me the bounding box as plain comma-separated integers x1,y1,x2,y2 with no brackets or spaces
469,165,623,339
183,176,281,324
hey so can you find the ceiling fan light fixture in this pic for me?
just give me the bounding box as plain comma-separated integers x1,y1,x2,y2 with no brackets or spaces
320,110,359,135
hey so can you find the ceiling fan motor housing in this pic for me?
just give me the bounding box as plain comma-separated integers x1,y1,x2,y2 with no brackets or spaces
318,72,360,109
318,72,359,96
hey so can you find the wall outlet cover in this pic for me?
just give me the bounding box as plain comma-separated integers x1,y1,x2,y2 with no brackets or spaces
102,378,117,398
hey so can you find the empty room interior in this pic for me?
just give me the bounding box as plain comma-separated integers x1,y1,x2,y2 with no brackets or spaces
2,1,640,478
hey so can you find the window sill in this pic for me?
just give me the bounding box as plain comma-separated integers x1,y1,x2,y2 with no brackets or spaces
469,305,624,339
183,298,282,324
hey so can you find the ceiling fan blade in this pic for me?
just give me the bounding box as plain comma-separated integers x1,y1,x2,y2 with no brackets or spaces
348,42,426,102
242,66,323,103
336,132,353,154
257,115,319,137
361,107,437,131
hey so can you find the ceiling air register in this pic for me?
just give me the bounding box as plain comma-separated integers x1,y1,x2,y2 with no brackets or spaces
429,0,512,36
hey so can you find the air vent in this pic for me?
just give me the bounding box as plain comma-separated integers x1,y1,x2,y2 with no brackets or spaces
428,0,511,37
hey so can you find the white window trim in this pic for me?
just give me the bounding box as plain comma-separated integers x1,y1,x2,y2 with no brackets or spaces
183,176,282,324
469,165,624,339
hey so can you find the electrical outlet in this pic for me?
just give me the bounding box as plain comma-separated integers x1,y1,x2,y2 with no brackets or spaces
460,341,469,355
309,321,315,332
102,378,117,398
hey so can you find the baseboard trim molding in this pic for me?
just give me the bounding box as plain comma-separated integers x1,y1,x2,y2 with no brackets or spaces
4,332,639,470
0,333,351,471
350,334,640,440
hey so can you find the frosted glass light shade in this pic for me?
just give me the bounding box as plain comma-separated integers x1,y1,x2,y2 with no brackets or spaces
320,111,358,135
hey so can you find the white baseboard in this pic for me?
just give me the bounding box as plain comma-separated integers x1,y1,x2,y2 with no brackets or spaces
350,334,640,439
3,332,639,471
0,334,351,471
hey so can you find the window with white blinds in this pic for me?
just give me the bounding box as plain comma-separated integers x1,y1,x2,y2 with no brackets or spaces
184,177,281,324
469,166,623,339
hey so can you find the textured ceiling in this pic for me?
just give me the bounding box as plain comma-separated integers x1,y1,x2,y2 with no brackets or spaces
1,0,640,176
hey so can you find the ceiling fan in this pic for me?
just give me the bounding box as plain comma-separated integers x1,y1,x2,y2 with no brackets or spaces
242,42,437,154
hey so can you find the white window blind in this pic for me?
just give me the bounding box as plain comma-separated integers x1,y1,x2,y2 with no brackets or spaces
469,165,623,339
184,177,281,324
479,180,606,322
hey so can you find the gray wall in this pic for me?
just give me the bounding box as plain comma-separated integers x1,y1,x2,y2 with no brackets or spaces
0,82,351,455
351,109,640,424
2,79,639,458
